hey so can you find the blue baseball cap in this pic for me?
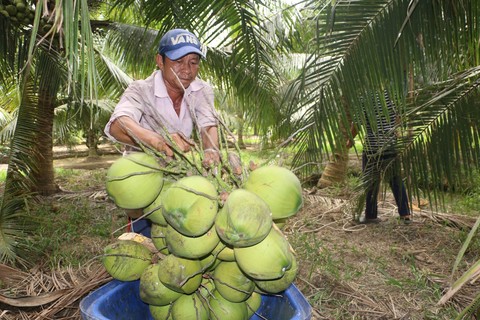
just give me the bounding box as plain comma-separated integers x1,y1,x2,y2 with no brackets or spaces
158,29,206,60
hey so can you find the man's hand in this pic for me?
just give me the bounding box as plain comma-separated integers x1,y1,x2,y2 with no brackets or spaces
150,133,194,157
202,149,221,168
171,133,194,152
150,135,174,157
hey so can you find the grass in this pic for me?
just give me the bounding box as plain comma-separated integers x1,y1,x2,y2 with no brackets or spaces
22,168,125,268
26,199,120,267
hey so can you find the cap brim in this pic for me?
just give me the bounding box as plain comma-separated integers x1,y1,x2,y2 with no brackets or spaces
165,46,205,60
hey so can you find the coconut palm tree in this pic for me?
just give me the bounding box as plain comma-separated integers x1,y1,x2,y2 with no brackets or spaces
280,0,479,203
279,0,480,316
0,0,106,263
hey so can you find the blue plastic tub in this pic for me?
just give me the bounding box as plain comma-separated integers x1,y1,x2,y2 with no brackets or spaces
80,279,312,320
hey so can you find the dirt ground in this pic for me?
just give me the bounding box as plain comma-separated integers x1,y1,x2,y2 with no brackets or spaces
287,183,480,319
1,144,479,319
0,143,122,172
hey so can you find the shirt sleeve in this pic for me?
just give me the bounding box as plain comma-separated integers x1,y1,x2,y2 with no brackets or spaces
192,84,218,129
104,84,146,142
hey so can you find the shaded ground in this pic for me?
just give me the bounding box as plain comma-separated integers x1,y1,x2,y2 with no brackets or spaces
0,143,122,171
52,144,121,170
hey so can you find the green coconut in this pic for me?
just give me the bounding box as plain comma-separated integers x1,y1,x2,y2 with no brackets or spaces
139,263,182,306
144,181,172,225
144,195,167,226
254,254,298,293
199,254,219,273
5,5,17,16
171,292,210,320
106,152,163,209
213,261,255,303
166,224,219,259
162,175,218,236
149,304,173,320
245,292,262,318
151,223,169,254
234,227,293,280
15,2,26,13
102,240,153,281
244,165,303,219
158,254,203,294
215,189,272,247
208,290,248,320
211,241,236,261
198,277,216,299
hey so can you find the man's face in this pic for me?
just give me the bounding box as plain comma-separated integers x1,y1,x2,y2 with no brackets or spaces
156,53,201,90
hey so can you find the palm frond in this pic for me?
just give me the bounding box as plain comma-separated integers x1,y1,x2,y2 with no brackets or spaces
102,23,159,79
401,67,480,205
286,0,480,194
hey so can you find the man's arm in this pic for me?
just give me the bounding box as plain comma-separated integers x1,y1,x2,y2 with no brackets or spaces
201,126,220,167
201,126,219,150
109,116,175,156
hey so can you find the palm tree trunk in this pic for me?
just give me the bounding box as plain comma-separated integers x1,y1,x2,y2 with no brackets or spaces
317,150,349,188
318,99,352,188
86,128,100,158
237,113,246,149
32,89,57,195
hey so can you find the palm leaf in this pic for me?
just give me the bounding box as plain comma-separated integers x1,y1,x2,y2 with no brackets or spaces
285,0,480,194
438,258,480,306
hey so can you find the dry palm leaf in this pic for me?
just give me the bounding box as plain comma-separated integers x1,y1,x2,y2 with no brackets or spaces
0,262,111,319
415,210,478,230
0,289,72,307
0,264,29,286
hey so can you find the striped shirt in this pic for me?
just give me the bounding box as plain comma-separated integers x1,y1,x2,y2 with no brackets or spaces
364,90,398,154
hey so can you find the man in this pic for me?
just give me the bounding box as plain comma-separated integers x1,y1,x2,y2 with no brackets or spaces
348,90,411,224
104,29,220,234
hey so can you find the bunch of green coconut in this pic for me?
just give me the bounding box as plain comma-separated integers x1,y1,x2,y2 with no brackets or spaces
102,151,303,320
0,0,35,27
0,0,56,35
